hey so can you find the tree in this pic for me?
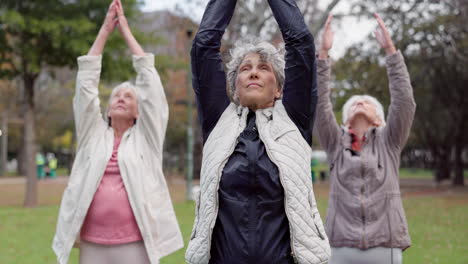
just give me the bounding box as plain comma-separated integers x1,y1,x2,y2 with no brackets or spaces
0,0,145,207
332,0,467,185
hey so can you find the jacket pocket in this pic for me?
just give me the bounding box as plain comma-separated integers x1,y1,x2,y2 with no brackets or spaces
308,191,326,240
312,213,326,240
388,196,409,244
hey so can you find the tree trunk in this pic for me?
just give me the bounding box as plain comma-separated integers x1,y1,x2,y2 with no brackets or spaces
452,144,465,186
18,140,26,176
435,150,451,183
23,76,37,208
0,113,8,177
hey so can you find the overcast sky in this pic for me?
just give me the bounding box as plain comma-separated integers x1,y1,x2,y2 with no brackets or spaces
141,0,376,59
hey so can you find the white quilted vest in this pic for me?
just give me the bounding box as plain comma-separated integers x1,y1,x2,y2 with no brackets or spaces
185,101,331,264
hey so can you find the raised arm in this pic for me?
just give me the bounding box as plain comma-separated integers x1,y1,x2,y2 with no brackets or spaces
74,1,118,149
115,0,168,155
374,14,416,148
192,0,237,142
268,0,317,145
315,15,341,156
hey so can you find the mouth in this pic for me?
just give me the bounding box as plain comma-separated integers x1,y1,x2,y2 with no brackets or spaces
115,105,127,110
247,83,262,88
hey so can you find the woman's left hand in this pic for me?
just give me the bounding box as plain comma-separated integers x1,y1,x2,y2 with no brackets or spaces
115,0,145,56
115,0,131,38
374,13,397,55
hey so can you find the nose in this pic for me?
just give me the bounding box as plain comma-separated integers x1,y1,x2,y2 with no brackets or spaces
249,68,259,79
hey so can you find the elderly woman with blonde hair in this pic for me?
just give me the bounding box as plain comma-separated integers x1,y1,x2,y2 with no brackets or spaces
52,1,183,263
316,14,416,264
185,0,331,263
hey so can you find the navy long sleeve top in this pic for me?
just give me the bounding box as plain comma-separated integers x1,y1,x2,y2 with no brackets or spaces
191,0,317,263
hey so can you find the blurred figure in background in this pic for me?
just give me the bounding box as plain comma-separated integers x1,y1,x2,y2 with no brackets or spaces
36,152,45,179
47,153,58,178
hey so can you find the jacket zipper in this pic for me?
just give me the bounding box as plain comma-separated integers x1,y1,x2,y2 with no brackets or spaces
206,118,246,260
257,129,298,262
360,143,367,249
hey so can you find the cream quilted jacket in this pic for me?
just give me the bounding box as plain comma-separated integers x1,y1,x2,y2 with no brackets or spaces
185,101,331,264
52,54,183,264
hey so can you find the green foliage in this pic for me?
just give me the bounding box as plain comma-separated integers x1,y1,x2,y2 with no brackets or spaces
0,0,147,81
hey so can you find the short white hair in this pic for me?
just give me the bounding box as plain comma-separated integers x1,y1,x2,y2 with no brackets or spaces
105,81,138,126
342,95,386,126
226,38,285,104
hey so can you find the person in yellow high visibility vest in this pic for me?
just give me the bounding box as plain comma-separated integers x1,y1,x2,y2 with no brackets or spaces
48,153,58,178
36,152,46,179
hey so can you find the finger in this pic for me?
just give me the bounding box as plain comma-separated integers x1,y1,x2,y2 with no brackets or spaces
109,1,118,14
374,13,387,31
325,14,333,29
116,1,124,16
374,30,382,43
117,0,124,14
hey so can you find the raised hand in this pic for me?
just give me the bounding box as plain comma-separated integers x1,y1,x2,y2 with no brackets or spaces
319,14,334,59
374,13,397,55
115,0,130,36
114,0,145,56
101,0,119,35
88,0,119,56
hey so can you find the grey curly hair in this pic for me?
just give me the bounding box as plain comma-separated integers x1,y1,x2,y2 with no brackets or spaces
226,38,286,104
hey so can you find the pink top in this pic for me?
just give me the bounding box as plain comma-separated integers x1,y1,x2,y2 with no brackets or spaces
80,136,143,244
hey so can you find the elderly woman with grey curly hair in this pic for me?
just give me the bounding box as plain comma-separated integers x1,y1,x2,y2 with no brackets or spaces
52,1,183,264
315,14,416,264
185,0,330,264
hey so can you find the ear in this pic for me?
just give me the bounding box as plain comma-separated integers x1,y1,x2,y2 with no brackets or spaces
274,87,282,99
373,118,382,127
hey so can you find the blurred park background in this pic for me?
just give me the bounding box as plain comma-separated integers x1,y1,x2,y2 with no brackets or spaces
0,0,467,263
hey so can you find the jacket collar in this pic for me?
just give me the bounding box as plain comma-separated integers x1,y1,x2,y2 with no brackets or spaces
341,125,378,149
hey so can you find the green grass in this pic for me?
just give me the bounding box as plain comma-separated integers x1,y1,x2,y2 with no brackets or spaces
4,167,69,177
403,195,468,264
1,191,467,264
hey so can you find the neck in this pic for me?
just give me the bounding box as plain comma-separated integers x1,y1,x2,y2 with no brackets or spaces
348,116,373,141
244,101,274,111
112,119,133,138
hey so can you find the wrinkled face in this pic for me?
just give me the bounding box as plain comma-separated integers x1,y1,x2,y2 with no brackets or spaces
108,87,139,124
346,98,381,126
235,53,281,109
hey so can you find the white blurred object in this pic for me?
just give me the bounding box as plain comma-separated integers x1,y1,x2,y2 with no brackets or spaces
311,150,327,163
191,185,201,201
0,129,2,136
7,159,17,173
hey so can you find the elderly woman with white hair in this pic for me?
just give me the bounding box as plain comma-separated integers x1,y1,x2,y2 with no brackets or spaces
52,1,183,263
185,0,330,263
316,14,416,264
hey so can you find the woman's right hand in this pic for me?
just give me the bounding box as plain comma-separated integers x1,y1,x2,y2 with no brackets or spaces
101,0,118,36
88,0,118,56
319,15,334,59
